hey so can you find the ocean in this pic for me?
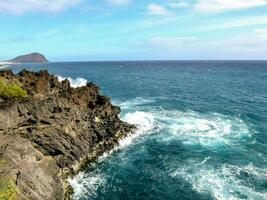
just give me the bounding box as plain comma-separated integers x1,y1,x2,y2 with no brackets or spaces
11,61,267,200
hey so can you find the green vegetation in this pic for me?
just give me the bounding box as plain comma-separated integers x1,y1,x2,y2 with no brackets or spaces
0,178,16,200
0,160,17,200
0,77,27,100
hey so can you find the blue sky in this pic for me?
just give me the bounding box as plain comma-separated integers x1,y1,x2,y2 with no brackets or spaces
1,0,267,61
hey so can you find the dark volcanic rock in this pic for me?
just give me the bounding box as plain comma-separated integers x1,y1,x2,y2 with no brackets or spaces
10,52,49,63
0,69,135,199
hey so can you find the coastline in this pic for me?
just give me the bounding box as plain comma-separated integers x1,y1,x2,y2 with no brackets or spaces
0,69,135,199
61,128,136,199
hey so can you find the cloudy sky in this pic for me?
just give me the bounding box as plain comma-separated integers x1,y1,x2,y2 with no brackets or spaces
0,0,267,61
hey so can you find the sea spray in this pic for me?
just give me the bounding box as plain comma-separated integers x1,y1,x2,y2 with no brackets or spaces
57,75,87,88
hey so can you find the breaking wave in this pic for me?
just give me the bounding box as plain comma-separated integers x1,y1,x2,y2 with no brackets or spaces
57,75,87,88
69,171,106,199
119,111,155,147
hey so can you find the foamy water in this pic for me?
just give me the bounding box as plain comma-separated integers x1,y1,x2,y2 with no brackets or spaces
155,110,251,148
57,75,87,88
70,96,264,200
69,171,106,199
172,161,267,200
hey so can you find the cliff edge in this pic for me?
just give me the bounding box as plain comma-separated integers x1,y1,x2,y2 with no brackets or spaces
0,69,134,199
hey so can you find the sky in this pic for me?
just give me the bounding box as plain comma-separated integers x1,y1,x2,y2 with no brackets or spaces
0,0,267,61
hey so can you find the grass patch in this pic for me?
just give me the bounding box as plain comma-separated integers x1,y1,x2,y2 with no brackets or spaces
0,178,16,200
0,160,5,166
0,160,16,200
0,77,27,100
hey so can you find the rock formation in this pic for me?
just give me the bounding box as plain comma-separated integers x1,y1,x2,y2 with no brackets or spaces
0,69,134,199
10,53,48,63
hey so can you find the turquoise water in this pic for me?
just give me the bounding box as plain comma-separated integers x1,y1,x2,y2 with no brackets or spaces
12,61,267,200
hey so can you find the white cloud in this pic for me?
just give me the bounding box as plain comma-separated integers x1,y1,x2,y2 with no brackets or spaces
254,28,267,35
169,2,190,9
146,31,267,59
147,3,171,16
105,0,131,5
220,31,267,53
145,36,221,59
0,0,80,14
204,15,267,30
195,0,267,12
148,36,200,48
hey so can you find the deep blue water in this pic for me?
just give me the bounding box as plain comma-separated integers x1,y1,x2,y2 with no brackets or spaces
11,61,267,200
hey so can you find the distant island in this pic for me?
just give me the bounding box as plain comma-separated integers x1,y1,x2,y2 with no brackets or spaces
9,52,49,64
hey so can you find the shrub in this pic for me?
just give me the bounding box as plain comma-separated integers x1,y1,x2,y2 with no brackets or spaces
0,77,27,100
0,160,16,200
0,178,16,200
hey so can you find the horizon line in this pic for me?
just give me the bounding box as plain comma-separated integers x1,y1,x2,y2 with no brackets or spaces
49,59,267,63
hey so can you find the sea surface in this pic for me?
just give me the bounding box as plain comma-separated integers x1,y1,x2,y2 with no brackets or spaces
11,61,267,200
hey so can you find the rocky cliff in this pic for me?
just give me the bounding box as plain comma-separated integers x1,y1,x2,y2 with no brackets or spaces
0,69,134,199
10,53,48,63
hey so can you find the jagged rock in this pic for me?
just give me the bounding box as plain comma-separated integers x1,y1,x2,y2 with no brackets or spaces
0,69,135,200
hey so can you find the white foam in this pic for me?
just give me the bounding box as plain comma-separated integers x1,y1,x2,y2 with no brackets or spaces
69,171,106,199
118,98,252,148
57,75,87,88
0,65,10,69
123,111,155,133
118,97,156,110
119,111,155,147
114,96,252,148
172,160,267,200
154,110,251,148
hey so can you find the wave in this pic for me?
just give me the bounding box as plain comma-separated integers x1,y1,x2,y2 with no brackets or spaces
119,97,252,148
119,111,155,147
117,97,252,148
154,110,251,148
69,171,106,199
119,97,156,108
171,159,267,200
70,97,257,200
57,75,87,88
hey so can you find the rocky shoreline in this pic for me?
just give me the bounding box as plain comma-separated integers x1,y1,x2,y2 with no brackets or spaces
0,69,135,199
